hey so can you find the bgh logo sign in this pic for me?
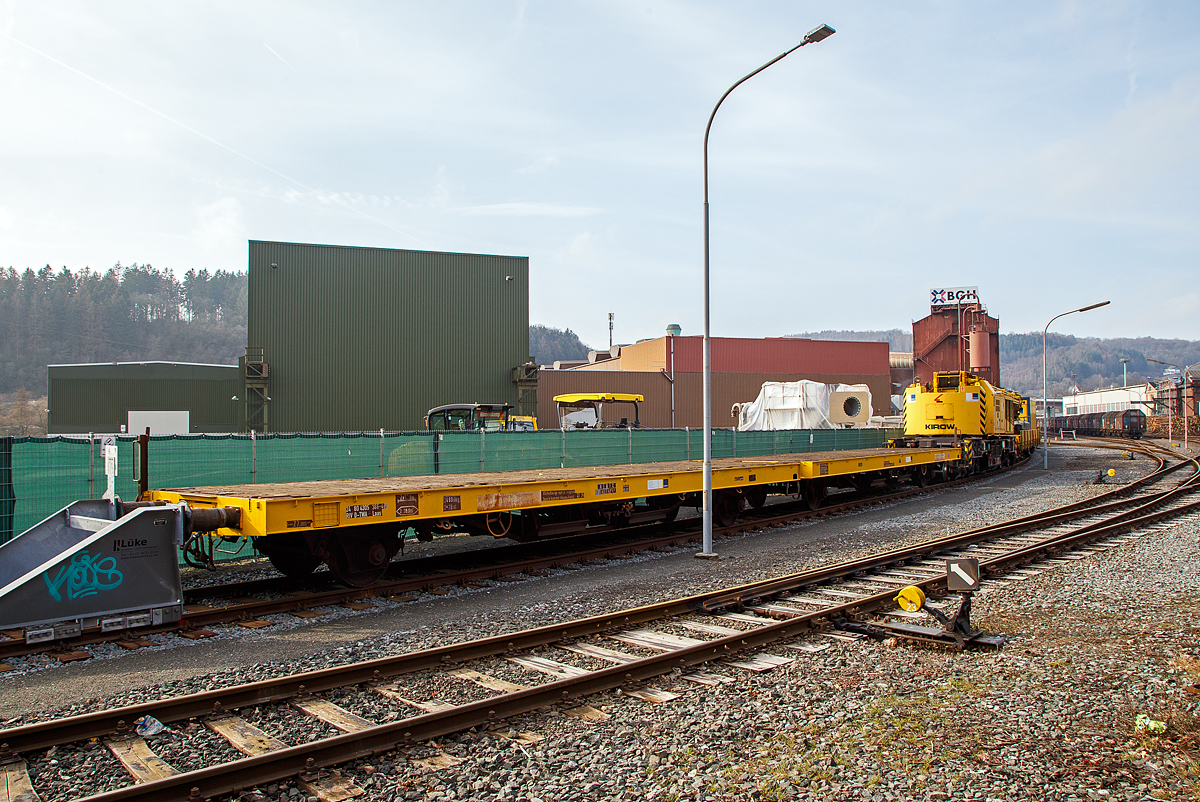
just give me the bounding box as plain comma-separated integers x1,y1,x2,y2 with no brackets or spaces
930,286,979,308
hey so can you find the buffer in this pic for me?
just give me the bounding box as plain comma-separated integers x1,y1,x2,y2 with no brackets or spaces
0,499,239,645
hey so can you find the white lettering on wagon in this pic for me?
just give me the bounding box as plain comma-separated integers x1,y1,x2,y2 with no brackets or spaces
345,503,386,520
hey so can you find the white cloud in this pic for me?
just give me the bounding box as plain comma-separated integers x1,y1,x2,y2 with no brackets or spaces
2,2,1199,342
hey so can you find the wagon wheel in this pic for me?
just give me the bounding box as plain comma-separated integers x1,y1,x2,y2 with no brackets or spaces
266,549,323,580
713,489,743,527
913,465,930,488
802,481,826,511
650,493,685,522
327,534,393,588
256,535,322,580
744,485,769,509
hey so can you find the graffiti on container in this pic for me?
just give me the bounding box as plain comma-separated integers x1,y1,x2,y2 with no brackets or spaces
43,551,124,602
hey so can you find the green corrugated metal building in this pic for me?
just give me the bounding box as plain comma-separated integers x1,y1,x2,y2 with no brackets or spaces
47,362,241,434
247,241,530,432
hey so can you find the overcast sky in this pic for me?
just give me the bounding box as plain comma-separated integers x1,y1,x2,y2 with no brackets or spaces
2,1,1198,348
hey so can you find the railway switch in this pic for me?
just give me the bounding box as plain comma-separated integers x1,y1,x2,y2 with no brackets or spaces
840,564,1004,649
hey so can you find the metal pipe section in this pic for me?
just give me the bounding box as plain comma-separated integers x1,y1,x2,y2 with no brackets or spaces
699,23,835,559
137,430,149,500
1149,357,1193,452
186,506,243,534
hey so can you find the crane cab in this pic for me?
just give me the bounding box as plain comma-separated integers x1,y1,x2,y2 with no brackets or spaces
425,403,513,432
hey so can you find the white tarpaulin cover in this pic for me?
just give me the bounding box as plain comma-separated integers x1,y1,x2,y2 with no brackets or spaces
735,381,873,431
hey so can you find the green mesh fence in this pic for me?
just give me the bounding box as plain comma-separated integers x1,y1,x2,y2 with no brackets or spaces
2,428,901,547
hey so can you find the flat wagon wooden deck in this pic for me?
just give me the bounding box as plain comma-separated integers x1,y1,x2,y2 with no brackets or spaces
146,446,960,541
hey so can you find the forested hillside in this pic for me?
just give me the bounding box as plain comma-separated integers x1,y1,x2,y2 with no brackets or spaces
0,264,247,394
4,265,1193,402
794,329,912,351
0,266,594,395
529,324,590,365
999,334,1200,399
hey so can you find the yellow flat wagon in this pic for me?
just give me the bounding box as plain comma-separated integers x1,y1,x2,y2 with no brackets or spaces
147,446,961,586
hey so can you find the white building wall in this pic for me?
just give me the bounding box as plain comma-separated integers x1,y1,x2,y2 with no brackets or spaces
1061,386,1149,416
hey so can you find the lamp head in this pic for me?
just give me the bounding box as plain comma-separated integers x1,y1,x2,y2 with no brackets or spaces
803,24,836,44
1078,300,1110,313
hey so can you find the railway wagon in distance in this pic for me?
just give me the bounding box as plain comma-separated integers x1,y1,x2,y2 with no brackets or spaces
144,446,962,587
1052,409,1146,439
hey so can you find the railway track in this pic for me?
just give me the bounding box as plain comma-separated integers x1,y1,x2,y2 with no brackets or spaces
0,442,1195,802
0,454,1054,662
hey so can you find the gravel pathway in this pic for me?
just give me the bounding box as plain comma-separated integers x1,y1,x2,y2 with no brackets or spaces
3,446,1195,801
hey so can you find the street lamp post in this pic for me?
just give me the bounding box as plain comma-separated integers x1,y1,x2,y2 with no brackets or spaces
1187,363,1200,452
1042,301,1110,469
698,23,835,559
1148,358,1186,451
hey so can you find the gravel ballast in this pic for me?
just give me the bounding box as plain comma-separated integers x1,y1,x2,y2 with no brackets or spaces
2,445,1197,801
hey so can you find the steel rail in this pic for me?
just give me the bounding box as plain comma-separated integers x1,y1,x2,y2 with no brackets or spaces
0,449,1180,755
0,455,1049,662
0,481,928,661
70,456,1200,802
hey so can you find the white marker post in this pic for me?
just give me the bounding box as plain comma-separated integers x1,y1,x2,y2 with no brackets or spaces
102,440,119,503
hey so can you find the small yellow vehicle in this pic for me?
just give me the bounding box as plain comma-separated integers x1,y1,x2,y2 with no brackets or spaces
553,393,644,429
508,415,538,431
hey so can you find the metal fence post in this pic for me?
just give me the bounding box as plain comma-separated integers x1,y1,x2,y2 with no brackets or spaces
686,427,690,461
88,432,95,500
251,429,257,484
480,428,486,473
628,426,633,464
0,436,13,544
561,428,566,469
380,428,385,478
733,428,737,458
